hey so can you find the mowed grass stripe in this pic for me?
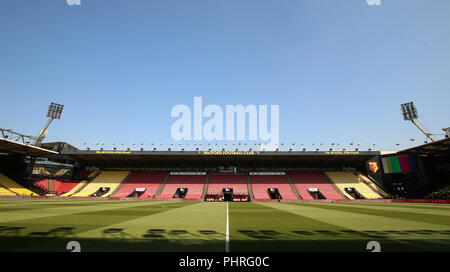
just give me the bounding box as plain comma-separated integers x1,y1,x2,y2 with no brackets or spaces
260,202,450,251
228,202,399,252
77,202,225,238
0,201,195,251
319,202,450,217
266,202,449,231
75,202,228,252
296,202,450,227
1,201,193,234
229,202,350,237
0,199,114,212
0,199,163,223
348,202,450,211
0,199,104,207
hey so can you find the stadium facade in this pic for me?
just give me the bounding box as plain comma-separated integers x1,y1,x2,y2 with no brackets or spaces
0,136,449,201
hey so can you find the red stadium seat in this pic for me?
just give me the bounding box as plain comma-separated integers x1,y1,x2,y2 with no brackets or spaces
110,171,167,198
157,175,205,200
250,175,297,200
53,179,81,195
289,172,346,200
207,173,248,195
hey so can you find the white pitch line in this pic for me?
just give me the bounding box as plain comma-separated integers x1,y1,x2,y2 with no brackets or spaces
225,202,230,252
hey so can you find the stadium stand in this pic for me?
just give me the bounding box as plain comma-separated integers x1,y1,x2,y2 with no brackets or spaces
207,173,248,195
158,174,205,200
356,172,389,198
53,179,81,195
0,186,16,196
60,171,98,196
71,171,130,197
289,172,346,200
74,170,93,179
60,180,89,196
0,172,35,196
33,177,50,192
325,172,382,199
110,171,167,198
250,175,298,200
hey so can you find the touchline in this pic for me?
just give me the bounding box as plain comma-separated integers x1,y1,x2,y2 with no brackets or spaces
170,97,279,147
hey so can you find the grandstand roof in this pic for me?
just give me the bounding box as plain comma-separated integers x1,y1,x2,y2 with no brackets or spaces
40,142,78,153
398,137,450,156
0,138,59,156
60,150,380,169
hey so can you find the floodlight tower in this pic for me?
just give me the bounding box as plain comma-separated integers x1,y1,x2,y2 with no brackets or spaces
401,102,437,142
443,127,450,138
33,102,64,147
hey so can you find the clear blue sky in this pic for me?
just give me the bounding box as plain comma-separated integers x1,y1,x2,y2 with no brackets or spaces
0,0,449,151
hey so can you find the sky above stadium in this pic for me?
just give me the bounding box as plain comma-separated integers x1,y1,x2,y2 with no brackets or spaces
0,0,449,151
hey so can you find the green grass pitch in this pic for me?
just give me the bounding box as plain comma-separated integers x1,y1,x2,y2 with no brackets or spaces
0,199,449,252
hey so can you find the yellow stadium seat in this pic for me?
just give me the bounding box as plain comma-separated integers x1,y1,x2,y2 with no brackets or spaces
71,171,129,197
325,172,382,199
0,172,35,196
356,172,389,198
0,187,16,196
60,171,98,196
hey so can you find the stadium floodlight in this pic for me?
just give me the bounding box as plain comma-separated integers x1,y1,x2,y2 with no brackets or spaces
401,102,418,121
443,127,450,138
33,102,64,146
46,102,64,120
401,101,438,142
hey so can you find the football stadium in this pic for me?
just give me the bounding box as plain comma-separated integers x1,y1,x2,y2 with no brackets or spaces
1,0,450,261
0,117,449,252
